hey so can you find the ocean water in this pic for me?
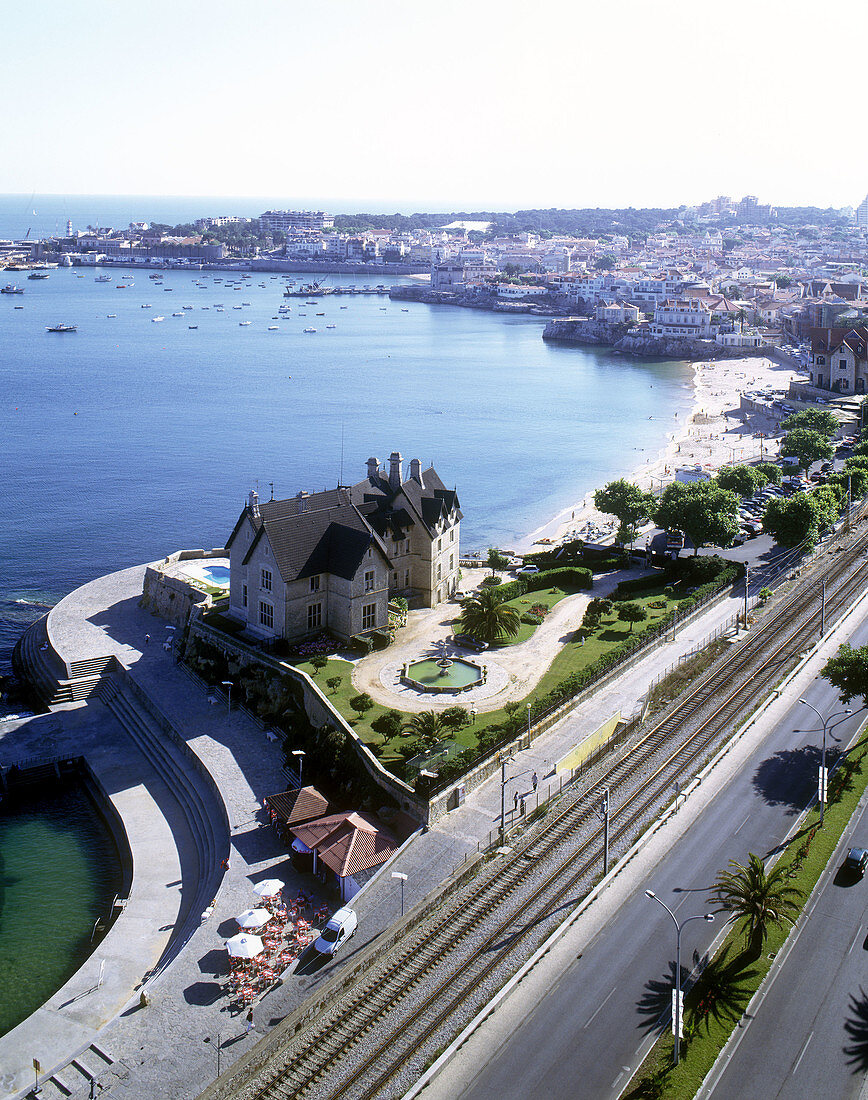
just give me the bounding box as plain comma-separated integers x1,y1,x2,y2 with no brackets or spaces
0,264,694,675
0,780,123,1036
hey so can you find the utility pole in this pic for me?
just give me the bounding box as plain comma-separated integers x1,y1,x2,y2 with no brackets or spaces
821,580,826,636
599,789,610,876
743,563,750,630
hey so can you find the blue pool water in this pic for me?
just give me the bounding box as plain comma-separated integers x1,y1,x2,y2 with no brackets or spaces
200,565,230,586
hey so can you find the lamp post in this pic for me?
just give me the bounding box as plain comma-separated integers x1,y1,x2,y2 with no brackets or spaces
500,755,515,845
798,699,851,826
391,871,408,916
527,703,532,743
645,890,714,1067
291,749,305,788
470,703,478,726
221,680,233,715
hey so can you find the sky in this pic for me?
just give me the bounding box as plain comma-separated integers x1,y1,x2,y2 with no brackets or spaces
1,0,865,213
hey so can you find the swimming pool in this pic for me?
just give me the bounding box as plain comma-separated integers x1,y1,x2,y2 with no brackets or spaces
199,564,230,586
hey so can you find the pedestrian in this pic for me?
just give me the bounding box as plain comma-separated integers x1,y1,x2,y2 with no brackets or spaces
532,772,538,791
513,790,519,812
245,1008,254,1034
144,634,150,646
520,796,526,816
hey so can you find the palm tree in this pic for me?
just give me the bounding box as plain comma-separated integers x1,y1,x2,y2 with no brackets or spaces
735,307,747,334
711,853,803,956
403,710,446,746
459,586,521,643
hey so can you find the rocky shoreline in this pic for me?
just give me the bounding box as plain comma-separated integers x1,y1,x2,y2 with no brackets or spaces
541,317,769,360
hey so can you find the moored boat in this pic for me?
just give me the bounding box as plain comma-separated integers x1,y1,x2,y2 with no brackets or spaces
46,322,76,333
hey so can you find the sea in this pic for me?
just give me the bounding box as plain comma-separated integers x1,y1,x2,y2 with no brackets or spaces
0,196,695,682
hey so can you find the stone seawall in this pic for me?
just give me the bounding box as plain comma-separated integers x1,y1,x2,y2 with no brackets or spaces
542,318,770,360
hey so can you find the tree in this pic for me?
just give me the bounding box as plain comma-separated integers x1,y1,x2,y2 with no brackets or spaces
310,655,328,675
326,675,343,695
487,547,510,572
717,464,764,497
782,409,838,437
594,479,656,548
349,693,374,718
774,275,793,288
371,708,404,738
754,462,781,485
459,585,521,643
617,602,648,632
403,709,446,746
711,853,803,956
763,492,832,549
734,307,748,333
440,706,471,731
823,643,868,704
832,465,868,499
595,253,617,270
779,428,834,472
655,480,740,555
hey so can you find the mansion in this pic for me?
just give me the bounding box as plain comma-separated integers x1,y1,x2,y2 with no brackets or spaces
808,326,868,395
226,452,462,644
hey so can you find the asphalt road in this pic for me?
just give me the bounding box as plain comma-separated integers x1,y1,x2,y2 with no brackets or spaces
702,775,868,1098
447,614,868,1100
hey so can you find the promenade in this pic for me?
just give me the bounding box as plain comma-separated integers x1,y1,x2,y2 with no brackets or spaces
1,560,747,1099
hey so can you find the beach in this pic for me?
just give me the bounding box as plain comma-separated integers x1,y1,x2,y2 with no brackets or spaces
515,355,800,552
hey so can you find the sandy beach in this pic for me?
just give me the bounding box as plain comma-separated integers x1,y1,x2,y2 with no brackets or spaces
514,355,800,553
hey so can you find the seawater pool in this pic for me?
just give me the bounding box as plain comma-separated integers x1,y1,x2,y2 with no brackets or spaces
0,778,123,1036
199,564,230,586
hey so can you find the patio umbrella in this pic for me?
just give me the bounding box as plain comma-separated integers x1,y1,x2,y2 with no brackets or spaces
225,933,264,959
253,878,285,898
235,908,271,930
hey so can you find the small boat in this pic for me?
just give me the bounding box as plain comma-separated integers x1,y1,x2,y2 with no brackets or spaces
326,324,336,329
239,320,251,326
216,308,224,312
188,325,198,329
141,303,152,308
316,312,325,316
182,305,193,310
242,301,251,306
268,325,278,330
1,284,24,294
232,305,242,310
163,287,174,291
401,308,409,312
46,322,76,332
303,327,316,333
28,271,50,280
172,312,184,316
340,305,348,309
151,316,164,322
14,305,23,309
106,313,117,318
121,274,134,280
94,274,111,283
115,284,128,289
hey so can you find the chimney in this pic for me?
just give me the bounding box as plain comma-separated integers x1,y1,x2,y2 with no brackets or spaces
366,456,380,482
389,451,403,490
248,489,260,519
409,458,424,487
296,490,308,514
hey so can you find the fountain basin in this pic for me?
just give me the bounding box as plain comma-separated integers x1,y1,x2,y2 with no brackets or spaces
402,656,485,694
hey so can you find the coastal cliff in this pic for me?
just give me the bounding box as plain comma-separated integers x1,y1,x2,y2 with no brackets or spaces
542,318,768,360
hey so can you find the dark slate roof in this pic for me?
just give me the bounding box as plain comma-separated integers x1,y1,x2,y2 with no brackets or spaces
349,467,462,539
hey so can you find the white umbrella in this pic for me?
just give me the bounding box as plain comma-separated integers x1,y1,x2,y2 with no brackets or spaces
253,878,285,898
235,908,271,930
225,932,262,959
225,932,264,959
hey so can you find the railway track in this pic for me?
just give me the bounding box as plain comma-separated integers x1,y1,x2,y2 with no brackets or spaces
223,527,868,1100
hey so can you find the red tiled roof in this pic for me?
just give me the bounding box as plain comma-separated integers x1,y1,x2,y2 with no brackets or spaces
290,811,398,879
264,786,333,826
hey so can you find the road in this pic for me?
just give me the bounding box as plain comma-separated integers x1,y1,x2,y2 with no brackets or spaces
418,604,868,1100
701,772,868,1099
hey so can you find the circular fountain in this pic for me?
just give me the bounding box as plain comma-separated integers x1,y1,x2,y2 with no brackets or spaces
402,644,485,694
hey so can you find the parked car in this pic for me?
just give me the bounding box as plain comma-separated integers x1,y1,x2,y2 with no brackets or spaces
314,907,358,956
452,633,489,652
844,848,868,876
517,565,540,576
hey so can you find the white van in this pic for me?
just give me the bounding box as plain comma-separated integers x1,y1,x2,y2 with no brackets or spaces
314,907,357,956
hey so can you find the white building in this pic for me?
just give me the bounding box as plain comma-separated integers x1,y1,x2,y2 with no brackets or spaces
650,299,714,338
259,210,334,233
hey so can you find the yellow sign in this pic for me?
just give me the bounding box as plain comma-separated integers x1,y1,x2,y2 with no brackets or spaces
33,1058,41,1073
555,712,621,774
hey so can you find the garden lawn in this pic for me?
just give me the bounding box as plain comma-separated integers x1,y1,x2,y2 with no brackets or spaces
624,733,868,1100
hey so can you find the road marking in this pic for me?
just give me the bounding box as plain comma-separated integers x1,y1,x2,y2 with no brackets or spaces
792,1031,814,1074
583,986,617,1028
733,813,750,836
849,926,862,954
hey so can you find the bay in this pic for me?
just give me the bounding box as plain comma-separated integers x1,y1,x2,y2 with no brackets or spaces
0,264,694,676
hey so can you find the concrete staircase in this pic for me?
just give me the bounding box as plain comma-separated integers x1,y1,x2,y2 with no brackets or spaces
35,1041,115,1100
12,615,116,707
98,675,227,969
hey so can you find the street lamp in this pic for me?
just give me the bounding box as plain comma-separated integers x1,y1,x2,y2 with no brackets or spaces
500,755,515,845
391,871,408,916
291,749,305,788
645,890,714,1067
470,703,478,725
798,699,851,826
527,703,532,741
221,680,233,715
